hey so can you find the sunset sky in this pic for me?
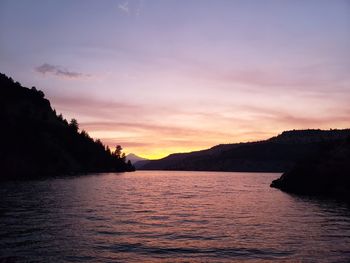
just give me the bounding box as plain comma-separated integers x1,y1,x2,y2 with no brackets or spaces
1,0,349,159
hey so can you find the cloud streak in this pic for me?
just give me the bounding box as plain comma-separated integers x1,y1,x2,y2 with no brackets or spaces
46,93,350,159
189,63,350,94
80,121,235,158
136,0,144,16
35,63,88,78
118,1,129,14
118,0,144,16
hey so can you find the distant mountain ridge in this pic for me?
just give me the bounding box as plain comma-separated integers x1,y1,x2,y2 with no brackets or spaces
139,129,350,172
126,153,148,164
126,153,150,169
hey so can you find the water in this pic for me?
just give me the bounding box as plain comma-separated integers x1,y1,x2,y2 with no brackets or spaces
1,171,350,262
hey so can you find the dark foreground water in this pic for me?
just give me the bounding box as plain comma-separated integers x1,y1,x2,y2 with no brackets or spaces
1,171,350,262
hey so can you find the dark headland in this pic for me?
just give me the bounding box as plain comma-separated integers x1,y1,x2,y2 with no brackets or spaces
271,137,350,201
0,73,134,179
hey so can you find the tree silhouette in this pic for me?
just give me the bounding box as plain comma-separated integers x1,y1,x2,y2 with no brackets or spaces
114,145,123,158
69,118,79,132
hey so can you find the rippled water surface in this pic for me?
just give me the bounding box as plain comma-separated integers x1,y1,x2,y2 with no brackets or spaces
1,171,350,262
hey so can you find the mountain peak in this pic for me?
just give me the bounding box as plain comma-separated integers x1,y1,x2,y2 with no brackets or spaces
126,153,148,164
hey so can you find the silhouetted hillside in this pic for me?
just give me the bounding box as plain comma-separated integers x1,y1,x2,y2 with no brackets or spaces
139,129,350,172
271,138,350,201
0,73,134,179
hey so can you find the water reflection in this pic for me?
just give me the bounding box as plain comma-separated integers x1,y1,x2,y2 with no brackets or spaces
1,171,350,262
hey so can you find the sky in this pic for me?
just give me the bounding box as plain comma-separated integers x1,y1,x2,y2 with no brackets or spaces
0,0,349,159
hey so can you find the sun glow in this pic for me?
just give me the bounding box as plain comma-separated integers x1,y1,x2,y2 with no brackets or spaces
1,0,349,160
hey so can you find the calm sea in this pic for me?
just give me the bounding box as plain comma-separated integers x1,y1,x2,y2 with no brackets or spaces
1,171,350,262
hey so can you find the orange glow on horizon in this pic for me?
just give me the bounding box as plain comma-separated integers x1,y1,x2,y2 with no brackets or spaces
124,146,210,160
2,0,349,161
82,124,350,159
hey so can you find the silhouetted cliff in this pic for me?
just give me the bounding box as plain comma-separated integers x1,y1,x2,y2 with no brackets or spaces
0,73,134,179
139,129,350,172
271,138,350,201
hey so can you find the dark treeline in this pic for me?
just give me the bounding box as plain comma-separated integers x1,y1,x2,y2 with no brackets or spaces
0,73,134,179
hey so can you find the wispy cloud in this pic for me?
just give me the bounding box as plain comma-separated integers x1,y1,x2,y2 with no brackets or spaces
80,121,233,138
48,95,350,158
191,65,349,93
118,0,144,16
118,1,129,14
35,63,89,78
51,96,144,121
136,0,144,16
79,120,236,158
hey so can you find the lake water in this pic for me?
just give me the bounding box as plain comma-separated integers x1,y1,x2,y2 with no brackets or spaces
1,171,350,262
